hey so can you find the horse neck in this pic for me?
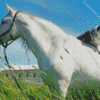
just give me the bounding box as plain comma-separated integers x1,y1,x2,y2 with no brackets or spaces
18,12,67,59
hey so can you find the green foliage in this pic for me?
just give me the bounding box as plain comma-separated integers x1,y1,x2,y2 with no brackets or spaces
0,72,100,100
66,88,100,100
0,73,60,100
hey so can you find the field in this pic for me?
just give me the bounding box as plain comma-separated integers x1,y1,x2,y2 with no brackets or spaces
0,70,100,100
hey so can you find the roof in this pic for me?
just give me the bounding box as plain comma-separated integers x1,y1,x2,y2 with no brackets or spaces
0,65,39,71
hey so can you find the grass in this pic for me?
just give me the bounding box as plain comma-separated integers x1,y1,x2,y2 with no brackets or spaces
66,88,100,100
0,70,100,100
0,71,61,100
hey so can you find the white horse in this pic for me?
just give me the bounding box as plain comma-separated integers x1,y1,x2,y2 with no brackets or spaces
1,4,100,99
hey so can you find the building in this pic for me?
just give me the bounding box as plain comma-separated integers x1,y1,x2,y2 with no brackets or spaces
0,65,44,84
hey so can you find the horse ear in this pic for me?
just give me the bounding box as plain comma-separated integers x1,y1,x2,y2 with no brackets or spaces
13,8,17,11
6,4,14,13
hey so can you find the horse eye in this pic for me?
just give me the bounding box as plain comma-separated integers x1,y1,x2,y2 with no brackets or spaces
1,20,6,24
97,26,100,31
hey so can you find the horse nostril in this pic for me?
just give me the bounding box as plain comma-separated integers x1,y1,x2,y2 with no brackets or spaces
97,26,100,31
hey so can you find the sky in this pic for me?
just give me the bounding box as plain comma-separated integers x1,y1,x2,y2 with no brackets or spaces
0,0,100,67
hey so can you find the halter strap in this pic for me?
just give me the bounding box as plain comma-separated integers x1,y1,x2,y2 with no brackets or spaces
0,11,19,48
0,11,19,64
0,11,19,39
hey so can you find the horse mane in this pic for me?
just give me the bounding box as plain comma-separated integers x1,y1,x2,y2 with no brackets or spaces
18,11,65,51
18,38,30,52
21,11,66,35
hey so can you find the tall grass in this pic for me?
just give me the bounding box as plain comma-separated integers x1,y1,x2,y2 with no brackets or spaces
0,70,61,100
0,43,100,100
0,70,100,100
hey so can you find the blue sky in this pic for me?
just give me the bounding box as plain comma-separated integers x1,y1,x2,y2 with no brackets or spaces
0,0,100,67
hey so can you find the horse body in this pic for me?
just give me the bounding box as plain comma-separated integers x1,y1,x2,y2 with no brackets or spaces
1,4,100,99
19,11,76,98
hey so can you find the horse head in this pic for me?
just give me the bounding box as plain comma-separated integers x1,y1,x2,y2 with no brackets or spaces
77,25,100,53
0,4,20,46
